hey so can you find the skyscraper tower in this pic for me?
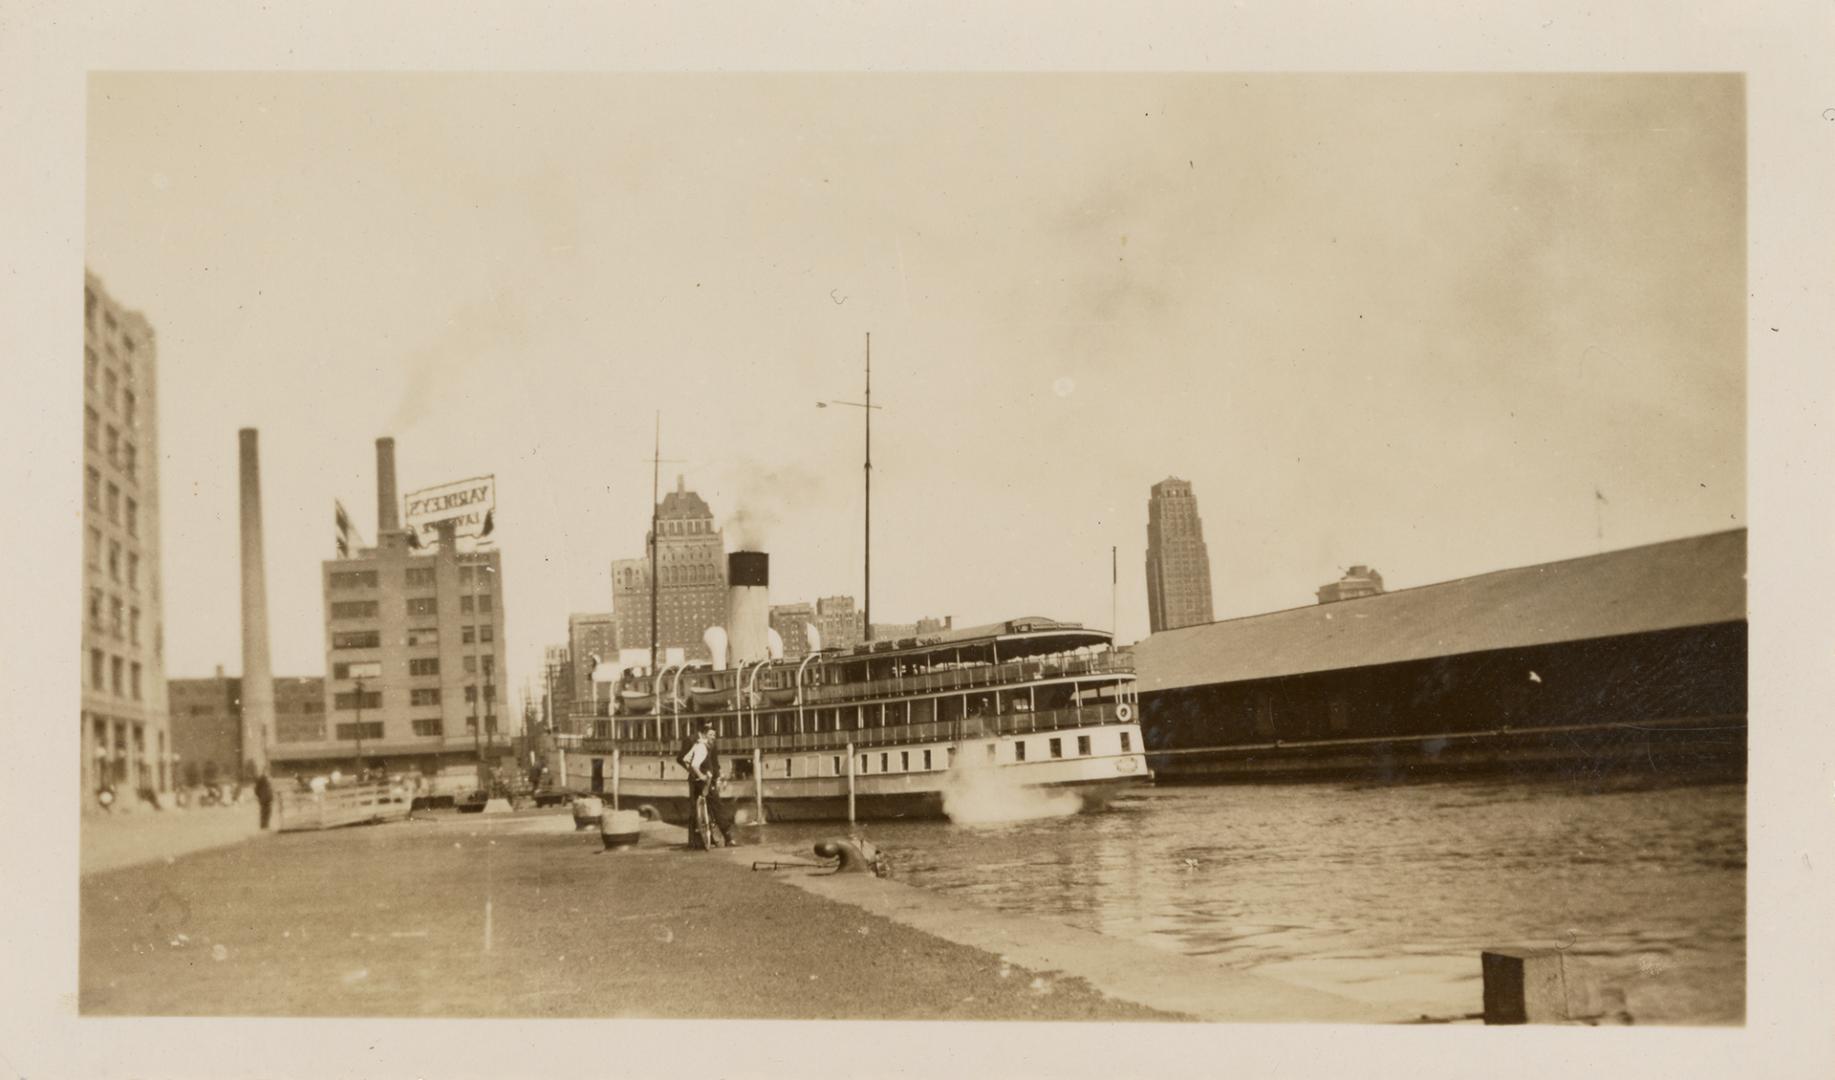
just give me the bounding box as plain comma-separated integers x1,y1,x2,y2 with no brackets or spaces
1145,477,1215,632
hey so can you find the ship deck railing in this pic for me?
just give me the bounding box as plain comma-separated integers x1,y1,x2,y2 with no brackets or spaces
582,701,1133,758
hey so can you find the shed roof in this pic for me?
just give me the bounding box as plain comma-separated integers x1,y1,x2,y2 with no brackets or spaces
1134,529,1746,693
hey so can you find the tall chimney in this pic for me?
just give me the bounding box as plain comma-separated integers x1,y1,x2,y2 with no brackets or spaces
238,429,275,774
726,551,770,665
376,437,400,533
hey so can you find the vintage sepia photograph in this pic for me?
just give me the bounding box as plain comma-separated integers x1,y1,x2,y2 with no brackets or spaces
73,69,1748,1032
11,2,1832,1074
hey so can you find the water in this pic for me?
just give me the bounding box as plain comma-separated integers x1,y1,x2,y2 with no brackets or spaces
757,776,1745,1023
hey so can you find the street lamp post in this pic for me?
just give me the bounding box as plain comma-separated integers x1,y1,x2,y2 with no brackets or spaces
353,675,368,778
818,332,883,642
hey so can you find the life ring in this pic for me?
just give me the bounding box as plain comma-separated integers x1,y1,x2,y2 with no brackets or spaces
1115,703,1134,723
1116,756,1139,774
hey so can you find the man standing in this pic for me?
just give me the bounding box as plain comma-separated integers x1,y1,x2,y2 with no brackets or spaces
681,720,735,849
254,770,275,830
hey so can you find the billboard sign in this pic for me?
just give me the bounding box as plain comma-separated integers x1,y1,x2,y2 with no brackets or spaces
404,475,496,546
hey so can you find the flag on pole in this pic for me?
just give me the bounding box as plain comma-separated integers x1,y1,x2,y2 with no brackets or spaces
475,509,496,548
334,500,353,558
1595,488,1608,505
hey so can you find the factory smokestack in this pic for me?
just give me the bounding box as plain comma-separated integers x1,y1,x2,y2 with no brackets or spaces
238,429,275,774
726,551,770,666
376,437,400,533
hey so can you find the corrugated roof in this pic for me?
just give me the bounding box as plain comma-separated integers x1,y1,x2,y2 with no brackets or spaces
1135,529,1746,693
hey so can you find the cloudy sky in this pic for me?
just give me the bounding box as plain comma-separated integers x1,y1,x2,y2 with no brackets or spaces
86,72,1744,691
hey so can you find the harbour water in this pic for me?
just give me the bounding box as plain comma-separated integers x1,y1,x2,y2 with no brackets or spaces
758,775,1745,1023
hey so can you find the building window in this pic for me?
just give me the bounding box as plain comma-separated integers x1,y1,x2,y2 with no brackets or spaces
86,468,100,511
329,570,379,589
463,655,477,674
124,390,136,427
331,630,381,649
85,345,97,387
125,498,138,537
85,407,99,450
480,625,494,643
106,483,120,523
335,722,384,740
86,527,100,568
481,655,494,676
332,660,382,679
128,607,140,645
412,718,443,736
464,685,477,704
408,658,440,677
462,625,475,644
89,589,103,631
330,600,379,619
410,688,441,706
123,443,137,482
460,595,473,614
333,690,382,710
91,648,104,689
1014,741,1027,762
104,367,118,411
405,566,436,587
1049,738,1063,760
478,594,493,614
111,656,124,696
131,662,142,701
406,596,438,617
128,553,139,591
107,541,120,581
105,425,119,465
407,627,438,646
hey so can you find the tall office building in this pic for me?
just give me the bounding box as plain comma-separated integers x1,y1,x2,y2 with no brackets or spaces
82,272,170,805
542,644,574,730
267,439,511,783
611,476,727,664
567,612,616,703
1145,477,1215,632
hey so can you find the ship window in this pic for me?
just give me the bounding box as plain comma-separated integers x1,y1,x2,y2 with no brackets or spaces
985,743,996,762
832,756,840,776
1014,742,1027,762
947,747,958,767
858,754,867,774
784,757,792,778
900,751,909,771
923,749,932,770
1077,735,1091,756
879,752,888,773
1120,731,1132,753
1049,738,1063,759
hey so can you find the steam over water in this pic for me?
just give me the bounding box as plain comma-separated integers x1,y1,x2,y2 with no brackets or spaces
762,776,1745,1023
938,740,1084,824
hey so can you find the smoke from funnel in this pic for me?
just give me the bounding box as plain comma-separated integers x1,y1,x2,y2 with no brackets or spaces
703,626,728,671
805,622,823,654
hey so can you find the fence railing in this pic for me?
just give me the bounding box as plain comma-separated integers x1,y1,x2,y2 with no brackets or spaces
584,702,1135,758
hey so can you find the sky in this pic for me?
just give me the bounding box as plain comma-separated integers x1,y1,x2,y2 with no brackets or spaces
85,72,1745,695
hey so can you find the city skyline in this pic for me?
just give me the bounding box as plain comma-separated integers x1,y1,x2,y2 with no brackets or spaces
85,72,1745,694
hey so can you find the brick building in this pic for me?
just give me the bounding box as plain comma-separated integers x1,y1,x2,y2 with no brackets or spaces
168,670,325,785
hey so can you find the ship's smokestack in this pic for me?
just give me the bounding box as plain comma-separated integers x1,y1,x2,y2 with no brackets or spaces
238,429,275,774
726,551,770,665
376,437,400,533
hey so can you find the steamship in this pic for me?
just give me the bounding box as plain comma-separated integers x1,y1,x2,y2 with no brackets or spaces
561,551,1150,823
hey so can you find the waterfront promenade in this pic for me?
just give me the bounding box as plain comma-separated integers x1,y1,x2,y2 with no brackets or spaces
78,807,1388,1022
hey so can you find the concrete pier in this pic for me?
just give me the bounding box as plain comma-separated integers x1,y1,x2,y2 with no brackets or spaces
78,808,1396,1021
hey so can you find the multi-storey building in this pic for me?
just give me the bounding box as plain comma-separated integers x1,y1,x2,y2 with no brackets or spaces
611,476,727,664
1145,477,1215,633
82,272,170,805
266,523,511,784
769,602,817,658
168,670,325,785
567,612,616,703
1317,565,1387,605
814,595,863,652
543,643,574,731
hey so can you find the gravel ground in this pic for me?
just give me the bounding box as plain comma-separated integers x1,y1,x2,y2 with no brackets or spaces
79,812,1182,1021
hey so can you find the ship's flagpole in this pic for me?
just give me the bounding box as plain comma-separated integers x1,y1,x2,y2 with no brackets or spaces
864,331,871,642
651,414,660,674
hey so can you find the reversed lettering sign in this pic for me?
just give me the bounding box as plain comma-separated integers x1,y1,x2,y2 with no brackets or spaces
403,475,496,545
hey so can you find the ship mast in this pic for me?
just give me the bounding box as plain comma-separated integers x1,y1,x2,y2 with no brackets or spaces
650,413,660,673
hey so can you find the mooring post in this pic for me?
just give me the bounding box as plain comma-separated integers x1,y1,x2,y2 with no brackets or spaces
1482,948,1618,1024
611,748,620,811
753,747,765,824
845,741,856,823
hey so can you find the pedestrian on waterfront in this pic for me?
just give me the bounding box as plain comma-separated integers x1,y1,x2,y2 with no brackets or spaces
681,721,735,849
254,770,274,830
